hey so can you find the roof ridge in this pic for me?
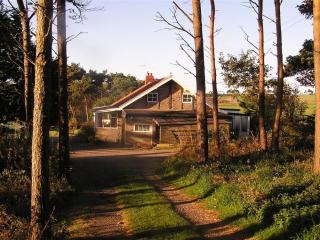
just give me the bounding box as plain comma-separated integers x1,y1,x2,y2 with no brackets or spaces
109,76,172,107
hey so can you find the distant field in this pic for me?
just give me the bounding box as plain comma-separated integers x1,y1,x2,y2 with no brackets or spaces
299,95,316,116
217,94,316,116
218,95,241,110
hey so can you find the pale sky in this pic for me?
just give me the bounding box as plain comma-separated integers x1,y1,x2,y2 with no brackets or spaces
66,0,313,93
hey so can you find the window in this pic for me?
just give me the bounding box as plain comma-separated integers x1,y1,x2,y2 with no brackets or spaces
101,113,117,128
134,124,151,132
147,92,158,102
182,93,193,103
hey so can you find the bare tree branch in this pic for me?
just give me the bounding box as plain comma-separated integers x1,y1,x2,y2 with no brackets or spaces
173,1,193,23
66,31,87,42
179,44,195,64
177,33,195,52
155,8,194,38
172,60,195,77
242,1,275,23
240,26,259,55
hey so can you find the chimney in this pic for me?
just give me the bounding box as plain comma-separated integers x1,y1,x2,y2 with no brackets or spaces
145,72,155,85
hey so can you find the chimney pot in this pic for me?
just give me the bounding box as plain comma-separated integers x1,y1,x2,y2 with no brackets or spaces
145,72,155,85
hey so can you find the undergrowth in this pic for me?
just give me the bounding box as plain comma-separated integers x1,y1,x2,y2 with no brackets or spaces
159,139,320,240
0,168,74,239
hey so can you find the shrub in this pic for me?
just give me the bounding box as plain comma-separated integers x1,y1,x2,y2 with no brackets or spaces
76,122,95,142
0,205,29,240
0,122,31,170
294,224,320,240
0,169,30,217
69,117,78,133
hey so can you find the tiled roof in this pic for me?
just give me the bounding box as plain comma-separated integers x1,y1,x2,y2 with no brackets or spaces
95,76,171,110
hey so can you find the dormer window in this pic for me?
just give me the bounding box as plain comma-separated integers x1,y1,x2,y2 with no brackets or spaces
182,93,193,103
147,92,158,102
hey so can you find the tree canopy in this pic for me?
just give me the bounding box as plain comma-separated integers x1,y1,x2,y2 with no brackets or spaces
297,0,313,19
0,5,24,121
285,39,314,87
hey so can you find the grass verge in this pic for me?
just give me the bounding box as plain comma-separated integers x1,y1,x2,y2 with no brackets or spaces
115,172,199,240
158,150,320,240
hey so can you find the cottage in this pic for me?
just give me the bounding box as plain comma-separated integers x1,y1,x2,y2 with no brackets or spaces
93,73,232,146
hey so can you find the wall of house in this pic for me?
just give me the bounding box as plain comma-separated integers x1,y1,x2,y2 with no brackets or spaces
124,116,154,146
160,122,231,145
160,124,197,144
124,80,195,110
95,112,123,143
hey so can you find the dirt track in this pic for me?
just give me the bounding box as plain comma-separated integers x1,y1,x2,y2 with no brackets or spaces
66,147,254,240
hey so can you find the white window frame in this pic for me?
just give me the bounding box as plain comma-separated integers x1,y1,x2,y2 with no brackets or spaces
134,124,152,132
182,93,193,103
147,92,158,103
101,112,118,129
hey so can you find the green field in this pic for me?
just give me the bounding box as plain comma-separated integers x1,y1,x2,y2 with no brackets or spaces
218,94,316,116
218,95,242,110
299,95,316,116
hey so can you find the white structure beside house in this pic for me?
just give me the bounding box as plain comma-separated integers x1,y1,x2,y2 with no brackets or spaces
219,108,251,137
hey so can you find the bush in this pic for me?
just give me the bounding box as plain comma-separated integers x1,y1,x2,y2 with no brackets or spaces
294,224,320,240
0,122,31,170
69,117,78,133
75,122,95,142
0,169,30,217
0,205,29,240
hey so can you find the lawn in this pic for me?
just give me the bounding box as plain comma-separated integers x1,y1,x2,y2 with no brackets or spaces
116,173,200,240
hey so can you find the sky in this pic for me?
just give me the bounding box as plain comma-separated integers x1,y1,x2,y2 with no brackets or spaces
66,0,314,93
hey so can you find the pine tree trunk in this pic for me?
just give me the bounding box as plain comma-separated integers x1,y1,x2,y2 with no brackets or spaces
31,0,53,239
271,0,284,151
17,0,32,130
192,0,208,163
209,0,220,156
314,0,320,174
258,0,267,151
57,0,70,178
84,96,89,122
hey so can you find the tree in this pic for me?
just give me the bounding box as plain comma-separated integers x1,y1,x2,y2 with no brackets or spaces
16,0,32,129
298,0,313,19
256,0,267,150
69,75,96,122
0,6,24,121
219,51,273,131
271,0,285,151
93,73,141,107
285,39,314,87
30,0,53,238
192,0,208,163
57,0,69,178
209,0,220,156
242,0,267,150
67,63,86,81
285,1,314,87
156,1,208,163
313,0,320,173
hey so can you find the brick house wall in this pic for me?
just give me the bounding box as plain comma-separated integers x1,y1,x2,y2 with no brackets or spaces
124,116,154,146
125,80,194,111
95,112,123,143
